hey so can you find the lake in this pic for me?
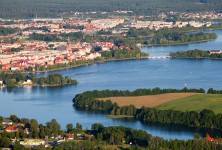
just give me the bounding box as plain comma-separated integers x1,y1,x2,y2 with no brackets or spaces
1,30,222,140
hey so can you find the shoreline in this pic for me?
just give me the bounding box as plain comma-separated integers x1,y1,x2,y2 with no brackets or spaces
22,57,148,74
170,57,222,60
1,83,78,88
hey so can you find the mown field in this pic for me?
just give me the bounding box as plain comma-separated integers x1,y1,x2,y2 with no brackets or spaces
155,94,222,114
98,93,200,108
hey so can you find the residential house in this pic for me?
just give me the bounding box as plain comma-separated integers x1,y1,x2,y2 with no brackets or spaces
5,126,18,132
2,119,13,125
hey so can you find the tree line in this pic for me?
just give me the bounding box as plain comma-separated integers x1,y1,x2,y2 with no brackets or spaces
170,49,222,59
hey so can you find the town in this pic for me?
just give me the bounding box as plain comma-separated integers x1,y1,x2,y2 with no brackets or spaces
0,11,221,71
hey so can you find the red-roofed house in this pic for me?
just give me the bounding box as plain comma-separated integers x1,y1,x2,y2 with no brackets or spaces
5,126,18,132
207,135,214,141
2,64,12,70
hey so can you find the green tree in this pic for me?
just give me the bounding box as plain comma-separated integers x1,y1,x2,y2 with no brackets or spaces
66,123,73,133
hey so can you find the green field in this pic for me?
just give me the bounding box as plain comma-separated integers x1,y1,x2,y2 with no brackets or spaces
155,94,222,114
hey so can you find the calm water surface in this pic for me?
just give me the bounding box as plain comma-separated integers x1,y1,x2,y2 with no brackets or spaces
1,30,222,140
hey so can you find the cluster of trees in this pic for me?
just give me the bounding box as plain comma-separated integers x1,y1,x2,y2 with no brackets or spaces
170,49,222,59
36,74,78,86
0,27,18,36
100,49,148,60
111,105,137,116
30,33,60,42
207,88,222,94
0,71,77,87
135,108,222,129
0,71,27,87
0,0,222,18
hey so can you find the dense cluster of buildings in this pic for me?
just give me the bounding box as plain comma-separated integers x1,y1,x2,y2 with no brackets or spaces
127,20,211,30
0,41,115,71
0,18,126,71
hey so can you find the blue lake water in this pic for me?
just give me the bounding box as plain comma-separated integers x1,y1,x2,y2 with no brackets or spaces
1,30,222,140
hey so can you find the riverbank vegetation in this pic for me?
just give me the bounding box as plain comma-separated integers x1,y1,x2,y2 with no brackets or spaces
170,49,222,59
0,71,78,87
73,88,222,131
1,115,222,150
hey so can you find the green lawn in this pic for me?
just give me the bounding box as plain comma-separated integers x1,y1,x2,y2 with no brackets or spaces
155,94,222,114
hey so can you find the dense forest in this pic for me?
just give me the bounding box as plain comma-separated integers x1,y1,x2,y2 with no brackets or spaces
73,88,222,130
0,0,222,18
0,71,78,87
1,115,222,149
170,49,222,59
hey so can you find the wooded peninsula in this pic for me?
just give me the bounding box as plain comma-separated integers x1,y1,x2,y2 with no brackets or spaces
0,71,78,87
73,88,222,131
